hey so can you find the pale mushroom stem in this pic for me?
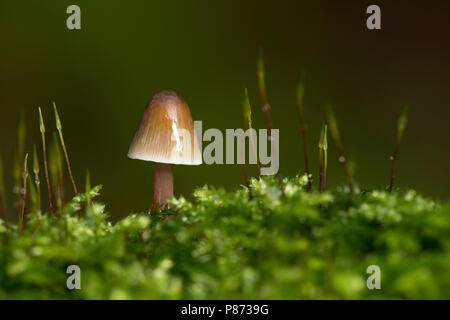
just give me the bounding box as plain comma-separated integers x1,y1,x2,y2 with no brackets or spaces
152,162,173,212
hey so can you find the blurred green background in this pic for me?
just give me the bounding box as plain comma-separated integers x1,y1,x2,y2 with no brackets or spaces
1,0,449,220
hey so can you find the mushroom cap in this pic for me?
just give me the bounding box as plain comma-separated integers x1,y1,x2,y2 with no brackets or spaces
128,90,202,165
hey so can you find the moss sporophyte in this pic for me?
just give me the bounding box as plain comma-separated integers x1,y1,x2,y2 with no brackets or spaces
389,107,408,192
326,105,354,193
296,73,311,191
38,107,55,216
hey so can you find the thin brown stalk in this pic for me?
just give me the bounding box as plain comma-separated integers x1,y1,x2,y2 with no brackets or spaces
257,49,273,136
53,102,78,195
0,155,7,222
241,122,253,199
326,105,354,193
32,145,41,212
257,50,284,195
19,154,29,232
39,107,55,216
318,124,328,192
276,172,285,196
388,148,399,192
389,107,408,192
51,132,65,211
243,88,261,177
36,178,41,213
296,75,311,190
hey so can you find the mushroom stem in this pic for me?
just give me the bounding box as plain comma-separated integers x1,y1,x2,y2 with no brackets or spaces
152,162,173,212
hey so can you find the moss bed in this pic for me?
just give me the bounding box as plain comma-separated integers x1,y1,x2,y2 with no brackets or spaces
1,176,449,299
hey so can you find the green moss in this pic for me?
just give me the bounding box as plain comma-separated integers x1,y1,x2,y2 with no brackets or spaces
0,176,449,299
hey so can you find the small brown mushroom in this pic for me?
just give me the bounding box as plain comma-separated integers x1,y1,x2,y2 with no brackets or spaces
128,90,202,211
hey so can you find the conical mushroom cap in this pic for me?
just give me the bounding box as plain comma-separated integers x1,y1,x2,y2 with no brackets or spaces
128,90,202,165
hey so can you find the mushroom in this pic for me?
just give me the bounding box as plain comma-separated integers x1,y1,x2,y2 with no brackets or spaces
128,90,202,211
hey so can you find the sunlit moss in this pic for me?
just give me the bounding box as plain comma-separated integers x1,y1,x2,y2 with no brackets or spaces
0,176,449,299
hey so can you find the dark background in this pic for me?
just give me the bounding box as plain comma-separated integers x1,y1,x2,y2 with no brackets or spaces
1,1,449,220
